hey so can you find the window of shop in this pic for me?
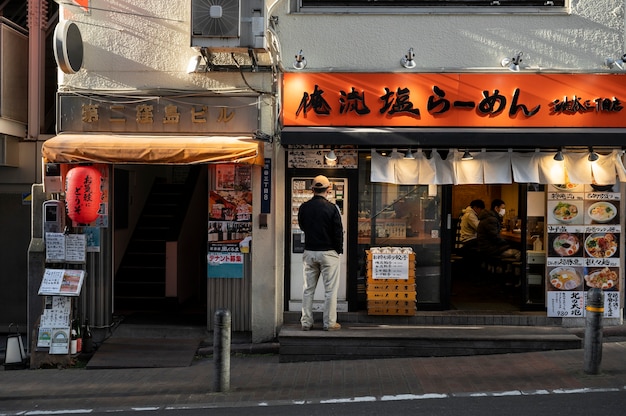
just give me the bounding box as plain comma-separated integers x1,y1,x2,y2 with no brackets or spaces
357,152,443,306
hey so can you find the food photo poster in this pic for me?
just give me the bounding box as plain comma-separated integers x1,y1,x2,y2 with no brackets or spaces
546,183,621,318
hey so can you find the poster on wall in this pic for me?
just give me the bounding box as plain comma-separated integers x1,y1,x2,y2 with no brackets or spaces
546,183,621,318
208,164,252,278
287,148,358,169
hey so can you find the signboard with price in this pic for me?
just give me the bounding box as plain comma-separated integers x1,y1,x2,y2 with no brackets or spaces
546,183,622,318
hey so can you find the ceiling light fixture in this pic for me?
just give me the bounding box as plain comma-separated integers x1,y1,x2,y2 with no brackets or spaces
588,147,599,162
461,150,474,161
553,148,564,161
501,52,523,72
401,48,416,69
293,50,307,70
604,54,626,70
325,148,337,166
186,52,209,73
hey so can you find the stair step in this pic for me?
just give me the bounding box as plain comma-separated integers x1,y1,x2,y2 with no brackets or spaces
115,297,169,312
116,269,165,283
119,253,165,267
115,281,165,297
278,324,581,363
115,169,200,313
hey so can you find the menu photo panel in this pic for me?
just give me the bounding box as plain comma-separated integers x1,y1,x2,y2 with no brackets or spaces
546,183,621,318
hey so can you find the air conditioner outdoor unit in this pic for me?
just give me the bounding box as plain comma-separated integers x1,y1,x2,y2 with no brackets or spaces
191,0,267,50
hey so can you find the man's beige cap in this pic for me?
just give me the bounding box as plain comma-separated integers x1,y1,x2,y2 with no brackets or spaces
311,175,331,189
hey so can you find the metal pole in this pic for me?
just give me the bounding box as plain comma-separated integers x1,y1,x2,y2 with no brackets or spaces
583,288,604,375
213,309,231,392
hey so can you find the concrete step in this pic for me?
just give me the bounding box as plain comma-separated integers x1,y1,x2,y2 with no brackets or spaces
283,311,564,327
278,323,582,363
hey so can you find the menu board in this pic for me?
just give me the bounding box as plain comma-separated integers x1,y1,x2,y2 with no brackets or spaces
38,269,86,296
287,149,358,169
371,253,410,280
546,183,621,318
45,232,87,263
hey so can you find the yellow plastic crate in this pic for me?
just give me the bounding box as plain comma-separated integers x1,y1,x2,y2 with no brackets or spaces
366,290,416,300
367,283,416,292
366,276,416,285
367,306,416,316
367,299,416,308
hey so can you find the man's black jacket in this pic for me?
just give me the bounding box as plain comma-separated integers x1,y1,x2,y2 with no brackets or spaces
298,194,344,254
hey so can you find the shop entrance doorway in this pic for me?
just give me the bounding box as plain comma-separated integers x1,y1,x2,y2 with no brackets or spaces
113,165,207,326
448,184,545,312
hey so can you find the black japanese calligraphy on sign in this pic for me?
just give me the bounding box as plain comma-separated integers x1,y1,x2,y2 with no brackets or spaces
551,96,623,115
295,84,547,120
340,87,371,115
380,87,420,117
296,85,332,116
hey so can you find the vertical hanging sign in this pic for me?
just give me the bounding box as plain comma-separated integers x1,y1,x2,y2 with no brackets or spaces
261,158,271,213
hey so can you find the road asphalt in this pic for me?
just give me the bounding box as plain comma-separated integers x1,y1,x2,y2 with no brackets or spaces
1,327,626,414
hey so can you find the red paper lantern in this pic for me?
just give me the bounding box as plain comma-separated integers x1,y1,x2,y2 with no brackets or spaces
65,166,102,224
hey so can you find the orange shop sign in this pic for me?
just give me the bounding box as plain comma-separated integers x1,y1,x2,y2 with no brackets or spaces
282,73,626,128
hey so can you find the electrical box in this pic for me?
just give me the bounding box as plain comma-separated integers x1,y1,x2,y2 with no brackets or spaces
43,200,66,234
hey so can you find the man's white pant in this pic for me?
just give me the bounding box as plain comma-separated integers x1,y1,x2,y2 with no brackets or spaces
300,250,340,329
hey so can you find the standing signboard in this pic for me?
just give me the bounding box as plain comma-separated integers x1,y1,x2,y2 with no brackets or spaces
546,183,621,318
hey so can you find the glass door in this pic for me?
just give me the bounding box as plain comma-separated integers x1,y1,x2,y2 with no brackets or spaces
288,175,349,313
357,153,443,308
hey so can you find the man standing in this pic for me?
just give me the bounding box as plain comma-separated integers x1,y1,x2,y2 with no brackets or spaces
298,175,344,331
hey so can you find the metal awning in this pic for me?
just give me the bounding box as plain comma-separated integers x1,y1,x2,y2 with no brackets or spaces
42,134,264,165
280,127,626,148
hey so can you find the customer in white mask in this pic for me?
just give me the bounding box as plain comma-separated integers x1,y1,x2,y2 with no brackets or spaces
477,199,520,260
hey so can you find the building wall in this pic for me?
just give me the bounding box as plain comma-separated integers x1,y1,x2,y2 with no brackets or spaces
273,1,623,72
56,1,281,342
0,18,33,328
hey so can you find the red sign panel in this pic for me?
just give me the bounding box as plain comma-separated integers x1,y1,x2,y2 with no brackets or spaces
283,73,626,128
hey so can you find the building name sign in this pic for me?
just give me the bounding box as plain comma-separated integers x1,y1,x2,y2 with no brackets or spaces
58,95,258,134
283,73,626,128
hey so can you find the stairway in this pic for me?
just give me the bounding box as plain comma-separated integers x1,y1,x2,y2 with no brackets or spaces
115,168,198,311
278,311,582,362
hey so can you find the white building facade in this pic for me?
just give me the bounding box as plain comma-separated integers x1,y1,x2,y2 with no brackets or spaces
29,1,626,351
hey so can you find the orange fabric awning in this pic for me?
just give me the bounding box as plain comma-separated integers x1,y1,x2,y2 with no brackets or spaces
42,134,264,165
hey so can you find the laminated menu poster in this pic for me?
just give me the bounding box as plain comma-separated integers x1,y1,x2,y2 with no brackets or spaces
38,269,85,296
37,296,71,348
49,328,70,354
45,232,87,263
546,183,621,318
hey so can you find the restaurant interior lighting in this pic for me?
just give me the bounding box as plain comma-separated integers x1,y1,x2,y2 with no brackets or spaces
293,50,307,70
461,150,474,161
501,52,523,72
186,54,208,73
604,54,626,70
325,148,337,164
553,149,564,161
404,149,415,159
401,48,416,69
588,147,599,162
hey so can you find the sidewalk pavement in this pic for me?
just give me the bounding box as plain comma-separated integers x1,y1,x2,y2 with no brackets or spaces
1,333,626,414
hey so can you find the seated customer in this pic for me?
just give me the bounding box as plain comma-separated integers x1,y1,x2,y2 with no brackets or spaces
459,199,485,254
477,199,520,260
